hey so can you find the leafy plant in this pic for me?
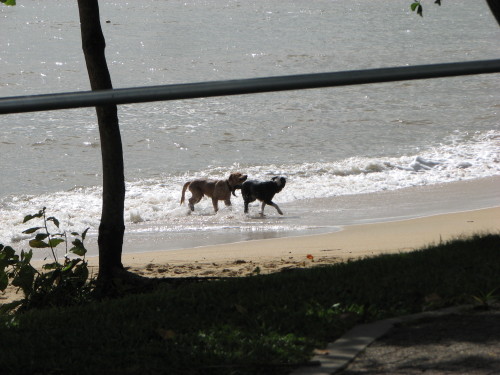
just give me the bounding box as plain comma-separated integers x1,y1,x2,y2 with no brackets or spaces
0,0,16,6
471,288,498,310
0,208,94,313
411,0,441,17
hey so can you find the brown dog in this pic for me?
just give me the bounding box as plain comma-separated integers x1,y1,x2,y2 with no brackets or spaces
180,172,248,213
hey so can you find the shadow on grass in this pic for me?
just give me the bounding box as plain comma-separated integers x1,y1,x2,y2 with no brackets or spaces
0,233,499,375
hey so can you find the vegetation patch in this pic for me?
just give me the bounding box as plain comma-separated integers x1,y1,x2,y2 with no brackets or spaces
0,234,498,374
0,208,93,313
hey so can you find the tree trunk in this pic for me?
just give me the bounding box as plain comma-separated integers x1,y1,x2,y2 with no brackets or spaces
77,0,125,281
486,0,500,25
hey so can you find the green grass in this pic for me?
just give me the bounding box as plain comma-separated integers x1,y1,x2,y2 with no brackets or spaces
0,234,499,375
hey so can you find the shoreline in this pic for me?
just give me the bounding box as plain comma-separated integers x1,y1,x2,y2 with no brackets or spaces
17,176,499,261
2,206,499,304
112,175,500,258
118,206,500,273
107,206,500,280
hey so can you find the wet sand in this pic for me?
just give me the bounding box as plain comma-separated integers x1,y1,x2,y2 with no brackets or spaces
119,206,500,277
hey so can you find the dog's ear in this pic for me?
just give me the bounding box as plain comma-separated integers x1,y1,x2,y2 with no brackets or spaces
228,173,242,186
273,176,286,188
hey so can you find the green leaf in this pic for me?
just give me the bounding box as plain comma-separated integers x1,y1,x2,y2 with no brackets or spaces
72,238,84,248
48,238,65,248
29,239,50,248
22,214,34,223
0,0,17,5
62,259,79,273
12,264,36,296
42,262,61,270
23,209,44,223
48,268,61,283
35,233,49,241
22,227,43,234
1,246,16,259
73,263,89,282
0,258,7,273
410,2,423,16
20,249,33,264
0,272,8,292
82,228,89,241
47,217,60,228
70,246,86,257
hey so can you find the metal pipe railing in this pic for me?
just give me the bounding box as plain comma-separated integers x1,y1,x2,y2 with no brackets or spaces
1,59,499,115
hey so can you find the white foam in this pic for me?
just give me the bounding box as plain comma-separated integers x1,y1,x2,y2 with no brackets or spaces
0,130,498,248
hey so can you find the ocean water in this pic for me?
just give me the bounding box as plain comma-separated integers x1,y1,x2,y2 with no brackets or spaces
1,0,499,258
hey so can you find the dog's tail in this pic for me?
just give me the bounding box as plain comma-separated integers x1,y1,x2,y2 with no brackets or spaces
180,181,191,205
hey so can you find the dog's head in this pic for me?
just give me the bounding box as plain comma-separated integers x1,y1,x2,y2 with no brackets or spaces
228,172,248,196
227,172,248,187
271,176,286,193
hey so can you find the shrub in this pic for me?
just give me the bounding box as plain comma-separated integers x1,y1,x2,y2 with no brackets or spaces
0,207,94,313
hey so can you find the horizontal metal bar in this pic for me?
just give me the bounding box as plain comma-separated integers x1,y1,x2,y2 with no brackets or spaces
1,59,499,115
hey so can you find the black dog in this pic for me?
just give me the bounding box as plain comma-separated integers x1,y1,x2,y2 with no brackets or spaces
241,176,286,216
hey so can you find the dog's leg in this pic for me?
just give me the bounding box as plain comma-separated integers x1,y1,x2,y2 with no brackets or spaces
266,200,283,215
188,197,198,211
188,189,203,211
212,197,219,213
260,201,266,216
244,200,250,213
271,202,283,215
224,198,231,207
273,203,283,215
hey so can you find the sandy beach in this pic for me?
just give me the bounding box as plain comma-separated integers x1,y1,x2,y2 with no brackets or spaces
1,206,499,305
120,206,500,278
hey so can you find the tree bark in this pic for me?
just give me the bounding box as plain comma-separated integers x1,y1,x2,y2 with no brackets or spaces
77,0,125,281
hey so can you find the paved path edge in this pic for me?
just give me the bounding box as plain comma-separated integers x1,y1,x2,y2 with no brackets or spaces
290,305,470,375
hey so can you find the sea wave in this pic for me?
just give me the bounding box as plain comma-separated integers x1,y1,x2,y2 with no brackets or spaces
0,130,498,248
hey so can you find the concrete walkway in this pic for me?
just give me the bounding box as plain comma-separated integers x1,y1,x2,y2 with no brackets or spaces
291,305,500,375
